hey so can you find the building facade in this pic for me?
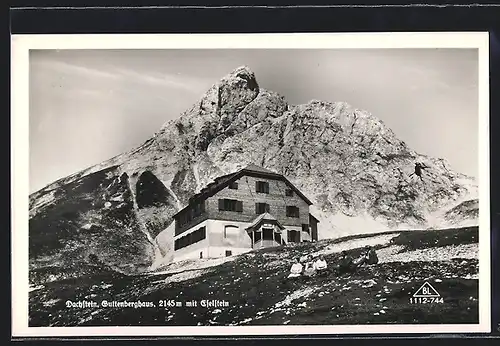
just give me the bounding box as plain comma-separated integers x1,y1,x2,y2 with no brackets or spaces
172,164,319,262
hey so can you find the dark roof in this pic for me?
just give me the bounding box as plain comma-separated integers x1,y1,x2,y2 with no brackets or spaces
242,164,279,175
174,164,313,218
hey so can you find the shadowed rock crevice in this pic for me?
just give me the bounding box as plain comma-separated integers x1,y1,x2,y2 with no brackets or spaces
135,171,172,209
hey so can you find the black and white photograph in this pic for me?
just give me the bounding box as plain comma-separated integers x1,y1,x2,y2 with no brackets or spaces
11,33,490,336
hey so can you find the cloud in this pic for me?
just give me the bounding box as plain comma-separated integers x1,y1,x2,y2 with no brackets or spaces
31,59,121,81
31,56,212,95
112,67,212,93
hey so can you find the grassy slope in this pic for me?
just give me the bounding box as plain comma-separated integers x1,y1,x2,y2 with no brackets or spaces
29,226,479,326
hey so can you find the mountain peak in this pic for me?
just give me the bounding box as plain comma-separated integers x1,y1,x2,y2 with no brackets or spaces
229,65,254,75
219,65,259,92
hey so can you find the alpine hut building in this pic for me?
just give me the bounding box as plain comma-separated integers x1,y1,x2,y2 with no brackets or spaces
172,164,319,262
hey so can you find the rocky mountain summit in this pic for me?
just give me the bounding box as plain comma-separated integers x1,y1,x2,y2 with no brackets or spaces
29,66,478,283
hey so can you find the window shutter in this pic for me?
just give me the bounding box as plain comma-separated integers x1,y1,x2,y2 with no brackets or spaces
236,201,243,212
265,182,269,194
255,181,259,192
255,203,259,214
218,199,224,211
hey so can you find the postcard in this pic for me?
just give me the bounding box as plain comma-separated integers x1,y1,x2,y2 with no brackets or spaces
11,32,491,337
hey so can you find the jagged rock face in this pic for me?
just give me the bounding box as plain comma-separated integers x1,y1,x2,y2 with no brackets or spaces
206,99,476,232
28,65,478,282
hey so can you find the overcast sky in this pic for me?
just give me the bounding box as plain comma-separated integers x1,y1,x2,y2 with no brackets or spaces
29,48,479,193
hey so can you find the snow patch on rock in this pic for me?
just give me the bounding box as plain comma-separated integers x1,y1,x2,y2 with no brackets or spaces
275,287,315,308
163,269,209,284
312,233,400,258
151,255,237,277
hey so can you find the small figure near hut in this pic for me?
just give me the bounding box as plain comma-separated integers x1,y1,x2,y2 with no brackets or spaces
287,257,303,279
365,246,379,265
338,251,356,274
303,255,317,279
353,245,380,268
313,255,328,276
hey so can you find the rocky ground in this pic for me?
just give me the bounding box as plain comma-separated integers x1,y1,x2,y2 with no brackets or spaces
29,226,479,327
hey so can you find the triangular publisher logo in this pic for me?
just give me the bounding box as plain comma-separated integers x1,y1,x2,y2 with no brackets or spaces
413,282,440,298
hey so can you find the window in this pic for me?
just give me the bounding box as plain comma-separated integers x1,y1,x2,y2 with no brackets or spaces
193,201,206,218
288,229,300,243
178,201,206,227
286,206,300,218
254,230,262,243
218,199,243,212
256,181,270,194
275,232,282,244
224,225,239,238
180,211,190,227
285,189,294,197
174,226,206,251
229,181,239,190
200,252,203,259
225,250,232,257
191,226,206,243
302,224,310,234
262,228,274,241
255,202,270,214
178,213,186,227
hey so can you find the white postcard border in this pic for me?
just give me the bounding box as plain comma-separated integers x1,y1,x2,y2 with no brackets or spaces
11,32,491,337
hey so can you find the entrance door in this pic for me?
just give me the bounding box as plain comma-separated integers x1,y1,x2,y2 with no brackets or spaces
262,228,274,241
287,230,300,243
